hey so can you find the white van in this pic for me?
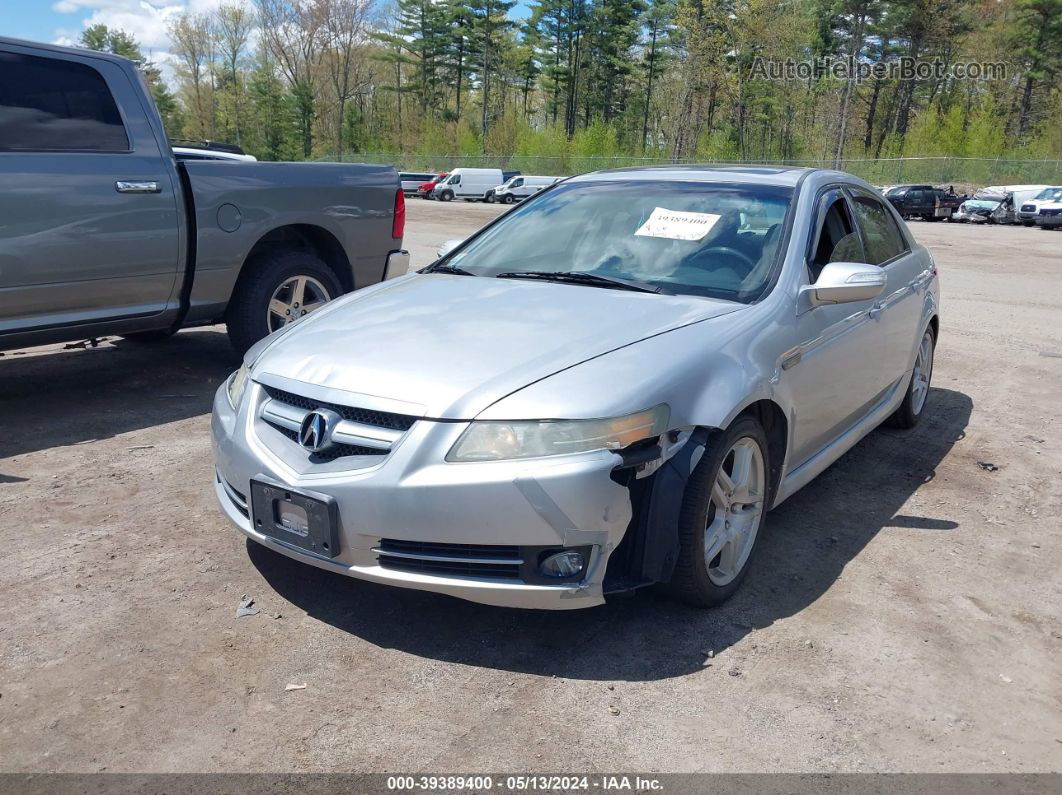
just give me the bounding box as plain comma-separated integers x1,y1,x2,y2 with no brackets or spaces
490,175,561,204
1016,186,1062,226
432,168,504,202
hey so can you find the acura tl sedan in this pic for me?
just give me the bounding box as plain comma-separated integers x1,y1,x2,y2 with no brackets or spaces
212,166,939,610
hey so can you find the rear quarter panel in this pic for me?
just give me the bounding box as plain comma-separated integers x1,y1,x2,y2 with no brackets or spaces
182,161,398,321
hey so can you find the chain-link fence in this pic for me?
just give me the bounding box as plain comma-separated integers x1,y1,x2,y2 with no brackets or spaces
323,153,1062,189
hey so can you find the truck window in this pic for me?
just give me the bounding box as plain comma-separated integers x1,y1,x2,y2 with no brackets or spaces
0,51,129,152
852,195,907,265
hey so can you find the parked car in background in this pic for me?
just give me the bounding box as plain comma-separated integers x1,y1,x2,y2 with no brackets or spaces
884,184,963,221
0,37,407,355
171,140,258,162
432,168,505,201
416,172,448,199
488,175,561,204
1016,186,1062,226
213,165,939,610
978,184,1050,224
1035,202,1062,230
398,171,437,195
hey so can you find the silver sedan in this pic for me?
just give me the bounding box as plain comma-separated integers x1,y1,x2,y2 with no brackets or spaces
212,166,939,610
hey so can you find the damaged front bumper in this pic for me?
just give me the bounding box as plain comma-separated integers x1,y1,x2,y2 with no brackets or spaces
212,381,654,609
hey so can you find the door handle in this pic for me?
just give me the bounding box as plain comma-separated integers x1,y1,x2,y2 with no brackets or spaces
115,180,160,193
868,302,884,319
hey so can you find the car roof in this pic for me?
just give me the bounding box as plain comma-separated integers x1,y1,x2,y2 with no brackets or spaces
568,164,839,188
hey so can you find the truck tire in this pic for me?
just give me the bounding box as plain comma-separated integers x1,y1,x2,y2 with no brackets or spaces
225,249,342,356
439,190,454,202
668,416,770,608
503,194,515,204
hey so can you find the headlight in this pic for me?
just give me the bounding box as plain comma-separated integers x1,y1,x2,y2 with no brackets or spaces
446,405,669,462
226,363,250,409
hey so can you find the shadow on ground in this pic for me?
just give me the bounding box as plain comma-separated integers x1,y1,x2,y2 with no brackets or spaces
252,387,973,682
0,329,237,461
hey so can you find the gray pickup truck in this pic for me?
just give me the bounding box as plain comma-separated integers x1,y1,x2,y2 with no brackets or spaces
0,37,408,355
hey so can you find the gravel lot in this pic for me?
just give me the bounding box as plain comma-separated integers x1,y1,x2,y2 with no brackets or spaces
1,199,1060,773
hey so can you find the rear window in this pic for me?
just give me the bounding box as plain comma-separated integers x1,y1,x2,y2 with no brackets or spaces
446,180,793,303
0,51,129,152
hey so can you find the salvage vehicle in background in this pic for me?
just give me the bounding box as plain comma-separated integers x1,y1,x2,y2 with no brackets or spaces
488,175,562,204
953,189,1005,223
1016,186,1062,226
884,184,963,221
398,171,436,195
416,172,448,198
432,168,505,201
213,166,939,610
0,37,407,355
1034,202,1062,230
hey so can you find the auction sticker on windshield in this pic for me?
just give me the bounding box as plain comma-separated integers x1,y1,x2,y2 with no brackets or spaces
635,208,721,241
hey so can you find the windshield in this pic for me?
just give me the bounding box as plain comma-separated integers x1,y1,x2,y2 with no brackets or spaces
1034,187,1062,201
444,180,792,302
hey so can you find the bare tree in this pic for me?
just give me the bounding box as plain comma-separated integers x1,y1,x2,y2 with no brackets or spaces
216,3,256,145
320,0,372,158
169,13,216,138
256,0,326,156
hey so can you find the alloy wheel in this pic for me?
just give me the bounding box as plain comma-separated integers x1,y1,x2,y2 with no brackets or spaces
267,275,331,333
911,330,934,415
704,437,766,586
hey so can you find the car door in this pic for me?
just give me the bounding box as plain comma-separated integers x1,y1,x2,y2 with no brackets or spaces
0,46,181,335
847,187,928,387
784,188,893,466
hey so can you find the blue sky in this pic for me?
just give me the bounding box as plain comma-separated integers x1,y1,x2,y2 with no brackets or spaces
4,0,530,56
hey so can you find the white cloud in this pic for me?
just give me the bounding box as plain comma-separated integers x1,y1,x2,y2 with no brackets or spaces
49,0,254,87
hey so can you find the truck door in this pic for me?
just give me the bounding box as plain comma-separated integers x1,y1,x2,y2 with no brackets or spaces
0,46,181,336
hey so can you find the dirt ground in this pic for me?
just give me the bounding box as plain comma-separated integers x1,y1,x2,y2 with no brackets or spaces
1,200,1060,774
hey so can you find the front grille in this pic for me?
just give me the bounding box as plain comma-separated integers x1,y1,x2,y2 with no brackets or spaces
377,539,522,580
275,426,383,463
263,386,417,431
1021,204,1036,212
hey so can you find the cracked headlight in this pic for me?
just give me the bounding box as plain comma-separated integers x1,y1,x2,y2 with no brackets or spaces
446,405,669,462
226,363,250,409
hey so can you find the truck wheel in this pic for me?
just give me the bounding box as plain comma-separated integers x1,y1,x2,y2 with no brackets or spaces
668,417,770,608
1022,221,1034,227
439,190,454,202
226,249,342,356
486,191,496,203
503,194,515,204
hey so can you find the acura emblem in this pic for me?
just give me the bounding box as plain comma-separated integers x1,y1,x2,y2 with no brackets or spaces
298,408,340,453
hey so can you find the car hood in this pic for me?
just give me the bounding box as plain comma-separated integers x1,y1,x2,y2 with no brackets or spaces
252,273,743,419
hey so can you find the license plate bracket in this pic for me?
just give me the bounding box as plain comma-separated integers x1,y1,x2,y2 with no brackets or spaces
249,476,339,558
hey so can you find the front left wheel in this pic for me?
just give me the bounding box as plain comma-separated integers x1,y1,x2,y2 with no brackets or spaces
669,417,770,608
225,249,341,356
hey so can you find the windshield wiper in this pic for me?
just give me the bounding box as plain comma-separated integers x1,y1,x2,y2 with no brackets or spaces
424,263,477,276
495,270,670,295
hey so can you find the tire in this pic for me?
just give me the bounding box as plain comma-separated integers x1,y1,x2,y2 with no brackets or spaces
225,249,342,356
503,194,515,204
668,417,771,608
486,192,496,203
120,329,177,343
888,325,935,429
439,190,453,202
1022,221,1034,227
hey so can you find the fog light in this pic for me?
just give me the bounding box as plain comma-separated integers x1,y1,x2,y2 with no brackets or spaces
539,550,586,578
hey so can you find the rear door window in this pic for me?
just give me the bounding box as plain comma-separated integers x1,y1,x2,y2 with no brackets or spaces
851,193,908,265
0,50,129,151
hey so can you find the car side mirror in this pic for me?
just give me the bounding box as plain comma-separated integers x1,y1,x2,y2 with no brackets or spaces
802,262,887,308
437,238,464,258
